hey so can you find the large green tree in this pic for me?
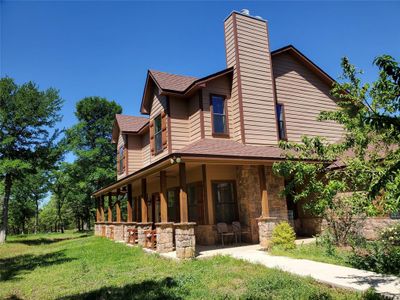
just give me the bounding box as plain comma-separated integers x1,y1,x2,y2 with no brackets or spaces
66,97,121,229
0,77,63,243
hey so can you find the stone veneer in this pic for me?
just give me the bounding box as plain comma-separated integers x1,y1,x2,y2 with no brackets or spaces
113,223,124,241
123,222,137,243
258,217,280,248
94,223,101,236
235,165,288,244
105,224,113,239
155,222,174,253
136,222,152,247
175,223,196,259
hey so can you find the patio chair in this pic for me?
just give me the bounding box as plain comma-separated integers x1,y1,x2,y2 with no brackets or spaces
216,223,235,246
144,229,157,249
232,221,251,243
127,228,138,245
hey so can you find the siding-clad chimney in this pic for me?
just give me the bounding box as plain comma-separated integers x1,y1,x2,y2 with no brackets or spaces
224,11,278,145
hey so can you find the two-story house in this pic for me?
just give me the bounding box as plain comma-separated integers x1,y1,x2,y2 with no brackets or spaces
93,10,344,259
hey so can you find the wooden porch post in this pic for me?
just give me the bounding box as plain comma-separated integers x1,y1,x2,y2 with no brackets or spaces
179,162,188,223
107,192,113,222
116,189,121,223
258,165,269,217
100,195,105,222
141,178,148,222
127,184,133,222
201,164,209,225
160,171,168,223
95,197,100,222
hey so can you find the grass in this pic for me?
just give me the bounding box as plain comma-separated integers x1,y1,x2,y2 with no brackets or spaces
0,232,376,300
269,242,351,267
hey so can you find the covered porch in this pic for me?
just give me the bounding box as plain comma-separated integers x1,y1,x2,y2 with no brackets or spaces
93,156,289,259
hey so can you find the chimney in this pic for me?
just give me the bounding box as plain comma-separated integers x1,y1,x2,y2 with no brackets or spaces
224,10,278,145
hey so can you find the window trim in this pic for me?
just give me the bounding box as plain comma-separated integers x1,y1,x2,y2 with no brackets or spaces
153,113,163,155
211,180,239,224
276,103,287,141
210,94,230,138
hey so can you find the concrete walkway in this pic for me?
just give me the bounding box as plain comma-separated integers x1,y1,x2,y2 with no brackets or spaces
158,244,400,297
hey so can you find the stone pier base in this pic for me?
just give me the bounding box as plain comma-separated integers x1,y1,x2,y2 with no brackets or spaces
156,222,174,253
175,222,196,259
123,222,137,243
105,224,112,239
258,217,279,249
137,222,152,247
113,223,124,241
94,223,102,236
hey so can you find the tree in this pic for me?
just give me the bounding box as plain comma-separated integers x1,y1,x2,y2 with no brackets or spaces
66,97,121,229
274,55,400,244
0,77,63,243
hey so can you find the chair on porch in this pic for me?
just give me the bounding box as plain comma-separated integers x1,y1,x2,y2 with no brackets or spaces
127,228,138,245
217,223,235,246
232,221,250,244
144,229,157,249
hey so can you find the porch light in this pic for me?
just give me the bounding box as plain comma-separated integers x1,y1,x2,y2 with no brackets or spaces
170,156,182,164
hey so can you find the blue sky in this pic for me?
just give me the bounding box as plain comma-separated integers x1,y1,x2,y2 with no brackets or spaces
2,1,400,144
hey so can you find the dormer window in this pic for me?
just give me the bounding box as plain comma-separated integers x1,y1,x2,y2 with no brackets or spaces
118,146,125,174
276,103,287,140
154,114,163,153
211,95,228,136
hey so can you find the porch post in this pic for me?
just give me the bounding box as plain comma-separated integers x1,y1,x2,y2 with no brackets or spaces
107,192,113,222
100,195,105,222
175,162,196,259
95,197,100,222
116,189,121,223
156,170,174,253
257,165,278,249
127,184,133,222
137,178,151,247
179,163,188,223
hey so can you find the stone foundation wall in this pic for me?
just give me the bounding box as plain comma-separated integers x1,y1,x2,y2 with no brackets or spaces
264,166,288,220
113,223,124,241
175,223,196,259
156,223,174,253
137,223,152,247
105,224,113,239
94,223,101,236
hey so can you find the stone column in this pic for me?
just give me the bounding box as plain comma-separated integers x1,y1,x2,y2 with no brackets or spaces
123,222,137,243
257,217,279,249
155,222,174,253
175,222,196,259
136,222,152,247
105,224,111,239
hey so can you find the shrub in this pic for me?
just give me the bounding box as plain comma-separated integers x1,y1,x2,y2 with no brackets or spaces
380,223,400,246
271,221,296,250
316,231,336,256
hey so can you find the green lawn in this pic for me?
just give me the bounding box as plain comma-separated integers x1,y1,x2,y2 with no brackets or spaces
269,243,351,267
0,232,376,300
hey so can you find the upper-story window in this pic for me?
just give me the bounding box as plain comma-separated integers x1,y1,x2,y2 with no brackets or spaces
211,95,228,136
154,114,163,153
276,103,287,140
118,146,125,174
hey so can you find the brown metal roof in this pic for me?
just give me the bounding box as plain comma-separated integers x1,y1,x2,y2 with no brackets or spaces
149,70,198,92
178,139,283,159
115,114,148,133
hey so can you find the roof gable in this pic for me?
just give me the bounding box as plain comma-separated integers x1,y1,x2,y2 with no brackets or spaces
111,114,149,143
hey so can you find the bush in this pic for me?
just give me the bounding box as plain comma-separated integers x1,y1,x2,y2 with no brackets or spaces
271,221,296,250
316,231,336,256
380,223,400,246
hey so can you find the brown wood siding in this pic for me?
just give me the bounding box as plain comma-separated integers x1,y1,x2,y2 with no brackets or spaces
169,97,190,151
127,135,142,173
188,94,202,143
141,131,150,167
272,53,344,143
116,133,126,180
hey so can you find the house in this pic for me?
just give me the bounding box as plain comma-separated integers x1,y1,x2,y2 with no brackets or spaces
92,10,346,259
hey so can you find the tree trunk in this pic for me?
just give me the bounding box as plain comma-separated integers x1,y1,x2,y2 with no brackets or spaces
0,174,12,243
34,196,39,234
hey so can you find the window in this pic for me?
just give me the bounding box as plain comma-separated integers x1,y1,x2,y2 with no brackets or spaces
167,189,180,223
154,114,162,153
187,182,205,225
211,95,228,135
212,181,238,223
276,103,286,140
118,146,125,174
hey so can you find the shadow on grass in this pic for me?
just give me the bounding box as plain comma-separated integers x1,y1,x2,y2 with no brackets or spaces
57,277,186,300
8,234,91,246
0,250,75,281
